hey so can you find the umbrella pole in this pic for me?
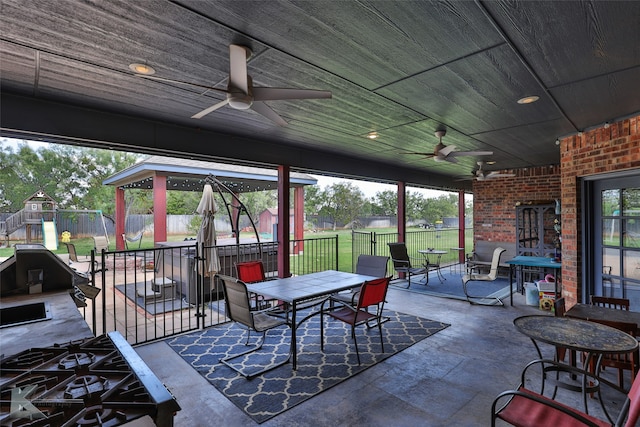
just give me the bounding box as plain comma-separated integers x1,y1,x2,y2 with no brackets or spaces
195,242,207,321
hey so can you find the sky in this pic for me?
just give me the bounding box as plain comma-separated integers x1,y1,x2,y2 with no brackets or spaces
1,137,455,199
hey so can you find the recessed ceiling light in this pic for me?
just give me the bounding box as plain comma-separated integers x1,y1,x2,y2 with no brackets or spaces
517,95,539,104
367,132,379,139
129,63,155,75
486,161,496,165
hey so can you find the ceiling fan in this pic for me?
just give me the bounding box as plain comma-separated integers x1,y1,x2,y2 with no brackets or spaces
472,161,515,181
408,128,493,163
135,44,332,126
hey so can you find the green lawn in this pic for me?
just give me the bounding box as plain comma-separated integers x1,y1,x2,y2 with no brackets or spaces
1,228,472,273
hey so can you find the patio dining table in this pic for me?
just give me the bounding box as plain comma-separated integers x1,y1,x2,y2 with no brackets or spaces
513,315,638,422
566,303,640,336
245,270,377,370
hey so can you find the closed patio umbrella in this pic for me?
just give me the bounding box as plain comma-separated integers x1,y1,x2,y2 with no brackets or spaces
196,181,221,277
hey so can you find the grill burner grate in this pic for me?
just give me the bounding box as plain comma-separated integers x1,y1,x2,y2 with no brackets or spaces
75,406,127,427
0,333,179,426
59,352,96,370
64,375,108,399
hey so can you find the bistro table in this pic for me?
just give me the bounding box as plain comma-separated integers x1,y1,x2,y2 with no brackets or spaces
245,270,377,370
505,256,562,306
513,315,638,422
566,303,640,336
418,249,448,283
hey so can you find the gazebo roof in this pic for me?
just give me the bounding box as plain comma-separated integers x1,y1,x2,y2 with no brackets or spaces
103,156,317,192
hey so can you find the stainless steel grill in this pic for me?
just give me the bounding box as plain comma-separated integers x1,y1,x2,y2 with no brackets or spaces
0,332,180,427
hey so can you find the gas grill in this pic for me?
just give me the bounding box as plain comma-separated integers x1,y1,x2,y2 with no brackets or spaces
0,332,180,426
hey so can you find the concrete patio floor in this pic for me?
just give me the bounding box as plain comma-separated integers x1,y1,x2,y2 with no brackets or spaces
136,281,632,426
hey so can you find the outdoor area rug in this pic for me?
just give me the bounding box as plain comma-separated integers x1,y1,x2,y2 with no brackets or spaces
115,283,190,315
391,269,513,306
167,309,449,423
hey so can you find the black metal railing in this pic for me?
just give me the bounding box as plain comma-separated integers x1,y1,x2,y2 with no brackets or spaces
78,236,339,346
352,228,472,275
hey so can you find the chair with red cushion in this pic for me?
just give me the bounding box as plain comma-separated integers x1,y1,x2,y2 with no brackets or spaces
320,276,391,365
236,260,266,284
491,358,640,427
236,260,278,311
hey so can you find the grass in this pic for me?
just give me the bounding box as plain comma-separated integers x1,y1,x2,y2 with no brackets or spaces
0,228,472,273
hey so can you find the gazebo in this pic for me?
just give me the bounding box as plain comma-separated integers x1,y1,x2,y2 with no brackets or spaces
103,156,317,251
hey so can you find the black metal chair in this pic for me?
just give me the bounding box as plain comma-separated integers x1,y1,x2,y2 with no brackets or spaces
387,243,427,289
217,274,290,379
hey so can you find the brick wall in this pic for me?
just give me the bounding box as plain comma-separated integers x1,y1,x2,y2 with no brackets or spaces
473,165,561,244
471,114,639,307
559,115,640,306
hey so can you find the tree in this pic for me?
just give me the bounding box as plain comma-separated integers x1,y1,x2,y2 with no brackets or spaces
418,193,459,223
372,190,397,216
239,190,278,223
304,185,326,216
0,141,141,214
322,182,366,230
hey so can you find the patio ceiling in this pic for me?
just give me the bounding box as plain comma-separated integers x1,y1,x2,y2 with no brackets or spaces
1,1,639,191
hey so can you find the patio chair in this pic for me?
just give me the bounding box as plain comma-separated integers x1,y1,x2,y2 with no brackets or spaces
320,276,391,365
584,318,638,390
461,247,506,306
236,260,282,311
217,274,290,379
591,295,630,311
333,254,389,305
92,236,109,253
491,358,640,427
387,242,427,289
64,242,96,274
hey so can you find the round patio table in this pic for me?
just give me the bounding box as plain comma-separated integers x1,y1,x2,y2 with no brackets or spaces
418,249,448,283
513,315,638,422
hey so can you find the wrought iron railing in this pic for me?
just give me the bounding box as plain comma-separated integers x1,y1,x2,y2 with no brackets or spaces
79,236,339,346
352,228,472,275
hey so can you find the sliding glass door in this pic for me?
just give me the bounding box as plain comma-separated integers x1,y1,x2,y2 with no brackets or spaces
587,173,640,310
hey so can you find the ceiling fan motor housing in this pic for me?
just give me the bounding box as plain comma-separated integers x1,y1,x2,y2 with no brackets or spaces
227,85,253,110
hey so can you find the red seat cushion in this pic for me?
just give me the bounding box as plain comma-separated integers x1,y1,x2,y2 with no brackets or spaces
497,387,609,427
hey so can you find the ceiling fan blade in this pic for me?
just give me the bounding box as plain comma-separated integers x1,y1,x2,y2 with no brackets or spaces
486,172,515,178
449,150,494,157
135,74,228,93
251,101,288,126
253,87,332,101
406,152,436,157
438,145,457,157
191,99,229,119
229,44,249,93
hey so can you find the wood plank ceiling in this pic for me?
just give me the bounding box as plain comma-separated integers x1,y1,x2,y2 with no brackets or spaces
1,0,639,191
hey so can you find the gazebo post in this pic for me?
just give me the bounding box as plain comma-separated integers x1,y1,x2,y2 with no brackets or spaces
277,166,290,278
115,187,126,250
153,173,167,244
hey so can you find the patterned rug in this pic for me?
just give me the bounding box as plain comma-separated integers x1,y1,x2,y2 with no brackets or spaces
168,309,449,423
391,269,513,305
